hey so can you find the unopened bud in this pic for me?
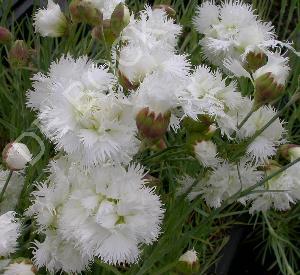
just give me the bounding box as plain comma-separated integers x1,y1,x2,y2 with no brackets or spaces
2,142,32,171
253,52,290,108
176,249,200,274
8,40,31,68
91,20,116,45
110,3,130,36
136,107,171,141
70,0,103,26
153,4,176,18
118,70,139,90
0,26,12,44
279,144,300,162
245,51,267,72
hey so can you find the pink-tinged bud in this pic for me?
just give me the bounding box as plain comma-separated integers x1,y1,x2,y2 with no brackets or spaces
70,0,103,26
91,20,116,45
279,144,300,162
245,51,267,72
8,40,31,68
153,4,176,18
2,142,32,171
110,3,130,36
0,26,12,44
253,52,290,108
253,72,284,107
176,249,200,274
118,70,139,91
136,107,171,141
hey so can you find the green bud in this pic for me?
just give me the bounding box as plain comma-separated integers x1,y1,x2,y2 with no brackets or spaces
110,3,130,36
254,72,284,108
0,26,12,44
279,144,300,162
136,107,171,141
70,0,103,26
245,51,267,72
91,20,116,45
8,40,31,68
176,249,200,274
153,4,176,18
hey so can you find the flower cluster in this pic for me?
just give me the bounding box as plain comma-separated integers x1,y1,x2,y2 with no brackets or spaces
1,0,300,274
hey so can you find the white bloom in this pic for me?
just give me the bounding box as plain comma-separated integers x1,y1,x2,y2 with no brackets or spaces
83,0,124,20
33,0,67,37
3,261,35,275
27,55,139,167
183,65,243,136
118,43,189,84
0,211,21,257
253,51,290,85
194,140,219,168
32,230,90,274
249,163,300,213
0,170,24,215
58,164,164,265
190,160,263,208
193,1,276,68
27,159,164,266
238,101,286,163
179,249,198,264
2,143,32,170
122,6,181,48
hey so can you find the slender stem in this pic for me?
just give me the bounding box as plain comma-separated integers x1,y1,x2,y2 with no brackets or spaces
246,92,300,145
237,106,256,129
0,170,13,203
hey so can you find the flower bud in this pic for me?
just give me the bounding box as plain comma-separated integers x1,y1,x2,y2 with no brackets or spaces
176,249,200,274
153,4,176,18
91,20,116,45
0,27,12,44
33,0,68,37
279,144,300,162
245,51,267,72
110,3,130,36
136,107,171,141
8,40,31,68
70,0,103,26
2,142,32,171
253,52,290,108
118,70,139,90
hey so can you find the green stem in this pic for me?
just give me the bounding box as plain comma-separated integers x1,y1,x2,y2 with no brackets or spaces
0,170,13,203
237,106,256,129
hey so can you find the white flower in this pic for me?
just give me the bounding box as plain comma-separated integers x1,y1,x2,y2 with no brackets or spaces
238,100,286,163
2,143,32,170
33,0,67,37
189,160,263,208
179,249,198,265
27,55,139,167
122,6,181,49
248,163,300,213
58,164,164,265
83,0,125,20
0,170,24,215
32,230,90,274
0,211,21,257
253,51,290,85
118,43,189,84
194,140,220,168
3,261,36,275
27,159,164,266
183,65,243,136
193,1,276,68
